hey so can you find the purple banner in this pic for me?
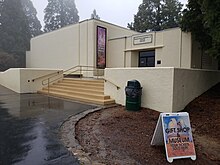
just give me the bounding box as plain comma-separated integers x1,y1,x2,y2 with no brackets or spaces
97,26,106,69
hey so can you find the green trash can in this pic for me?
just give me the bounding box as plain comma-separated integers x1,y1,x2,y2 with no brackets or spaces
125,80,142,111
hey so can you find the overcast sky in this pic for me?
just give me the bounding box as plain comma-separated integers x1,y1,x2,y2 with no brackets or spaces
32,0,188,29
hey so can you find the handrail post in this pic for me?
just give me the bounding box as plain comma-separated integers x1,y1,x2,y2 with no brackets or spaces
97,68,99,79
80,66,82,79
47,78,49,94
104,78,120,90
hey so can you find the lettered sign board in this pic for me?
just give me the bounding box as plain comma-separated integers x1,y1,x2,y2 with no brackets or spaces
151,112,196,163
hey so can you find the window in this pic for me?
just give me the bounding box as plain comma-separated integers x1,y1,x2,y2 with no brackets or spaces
139,50,155,67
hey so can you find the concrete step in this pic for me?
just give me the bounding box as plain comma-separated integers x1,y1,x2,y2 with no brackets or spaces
38,90,115,105
53,82,104,90
60,80,104,87
40,87,109,100
44,85,104,95
62,78,104,84
38,78,115,105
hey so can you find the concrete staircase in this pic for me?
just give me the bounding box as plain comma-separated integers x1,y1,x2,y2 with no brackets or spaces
38,78,115,105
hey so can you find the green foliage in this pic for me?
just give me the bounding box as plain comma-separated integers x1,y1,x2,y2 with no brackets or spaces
0,0,30,69
0,50,16,71
128,0,183,32
21,0,42,37
0,50,25,71
162,0,183,29
44,0,79,32
0,0,30,52
91,9,100,20
181,0,220,60
128,0,161,32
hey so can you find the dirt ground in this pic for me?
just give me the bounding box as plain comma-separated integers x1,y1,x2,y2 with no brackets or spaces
75,83,220,165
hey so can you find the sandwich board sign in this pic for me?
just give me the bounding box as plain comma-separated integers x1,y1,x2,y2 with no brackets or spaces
151,112,196,163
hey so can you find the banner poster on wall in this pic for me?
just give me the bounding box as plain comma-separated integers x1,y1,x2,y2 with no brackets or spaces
151,112,196,163
96,26,107,69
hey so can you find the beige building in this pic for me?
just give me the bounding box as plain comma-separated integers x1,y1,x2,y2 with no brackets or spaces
1,19,219,113
26,19,218,71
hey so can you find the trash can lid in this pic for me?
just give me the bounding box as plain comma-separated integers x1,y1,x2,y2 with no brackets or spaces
127,80,141,88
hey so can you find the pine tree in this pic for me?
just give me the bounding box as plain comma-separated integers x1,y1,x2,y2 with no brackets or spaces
128,0,183,32
44,0,79,32
0,0,30,53
181,0,208,47
202,0,220,59
162,0,183,29
21,0,42,37
128,0,162,32
0,50,18,71
0,1,3,27
91,9,100,20
0,0,30,69
181,0,220,60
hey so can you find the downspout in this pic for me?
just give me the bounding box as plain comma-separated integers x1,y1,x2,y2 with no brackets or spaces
78,22,81,65
124,36,127,67
93,21,96,68
86,20,89,67
154,32,156,67
154,32,156,46
179,30,182,68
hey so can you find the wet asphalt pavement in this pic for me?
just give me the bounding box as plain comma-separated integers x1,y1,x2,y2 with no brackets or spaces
0,85,96,165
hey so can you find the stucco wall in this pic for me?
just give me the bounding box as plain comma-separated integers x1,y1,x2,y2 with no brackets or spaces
109,28,193,69
94,20,138,40
0,69,21,93
154,29,191,68
28,24,80,70
27,19,138,72
104,67,174,112
181,32,192,68
172,68,220,111
105,68,220,112
0,68,62,93
27,19,218,72
108,38,126,68
131,32,156,50
159,29,181,67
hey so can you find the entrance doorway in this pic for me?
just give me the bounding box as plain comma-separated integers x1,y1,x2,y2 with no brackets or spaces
139,50,155,67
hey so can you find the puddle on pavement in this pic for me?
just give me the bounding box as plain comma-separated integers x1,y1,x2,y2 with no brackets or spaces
0,85,96,165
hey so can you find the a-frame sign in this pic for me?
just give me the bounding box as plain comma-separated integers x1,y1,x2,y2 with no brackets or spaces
151,112,196,163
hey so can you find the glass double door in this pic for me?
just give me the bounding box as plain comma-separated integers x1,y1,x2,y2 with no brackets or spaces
139,50,155,67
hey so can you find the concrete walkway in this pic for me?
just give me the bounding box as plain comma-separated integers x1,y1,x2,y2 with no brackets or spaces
0,85,96,165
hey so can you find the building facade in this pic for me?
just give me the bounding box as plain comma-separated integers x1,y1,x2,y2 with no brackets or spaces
26,19,218,72
1,19,219,112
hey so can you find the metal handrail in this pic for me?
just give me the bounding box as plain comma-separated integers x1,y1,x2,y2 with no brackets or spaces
62,65,80,74
104,78,120,90
63,65,104,79
64,66,120,89
40,65,103,92
40,65,81,86
42,75,63,86
30,70,63,82
39,65,120,94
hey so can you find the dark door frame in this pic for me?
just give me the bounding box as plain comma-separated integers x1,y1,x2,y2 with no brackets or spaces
138,50,155,67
